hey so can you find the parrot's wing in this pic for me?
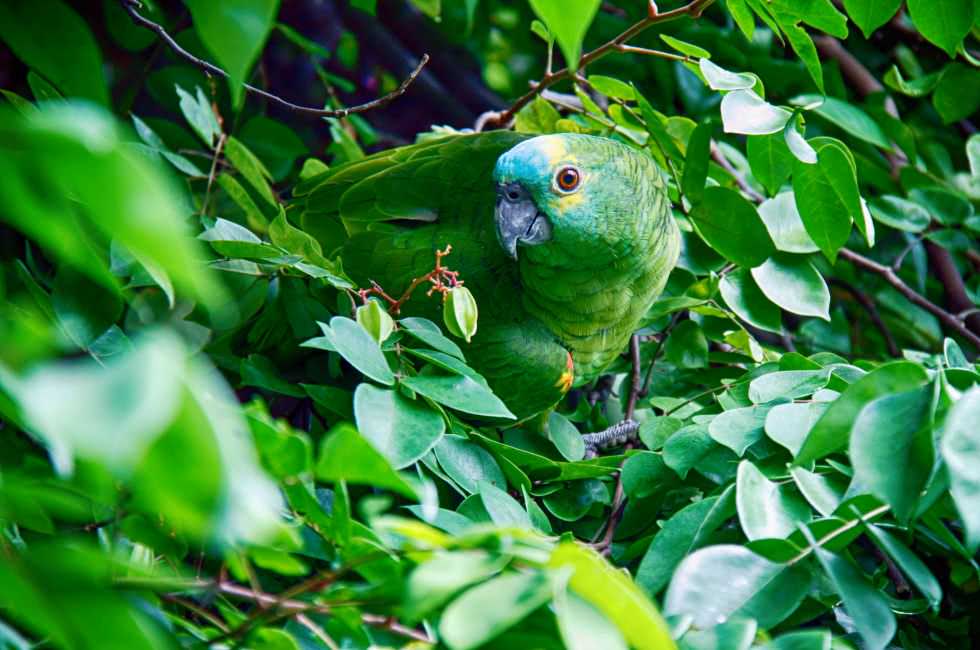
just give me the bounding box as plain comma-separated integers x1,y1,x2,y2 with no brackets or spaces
295,131,569,419
296,131,528,243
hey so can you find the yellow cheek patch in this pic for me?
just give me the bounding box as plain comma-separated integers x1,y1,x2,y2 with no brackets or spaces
559,191,585,211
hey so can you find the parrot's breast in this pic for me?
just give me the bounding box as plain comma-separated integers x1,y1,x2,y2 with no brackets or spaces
519,198,680,383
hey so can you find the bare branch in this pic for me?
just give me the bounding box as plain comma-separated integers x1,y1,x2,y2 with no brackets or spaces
121,0,428,119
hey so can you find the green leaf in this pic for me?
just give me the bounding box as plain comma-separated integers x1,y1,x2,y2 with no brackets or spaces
549,542,674,650
709,405,772,455
699,59,755,91
439,572,553,650
434,435,506,494
769,0,849,38
736,461,811,540
354,384,445,469
664,545,811,628
793,96,890,149
811,544,896,650
784,121,818,165
587,75,635,100
751,255,830,320
3,330,282,544
842,0,902,38
758,192,820,254
515,96,562,134
175,85,221,148
527,0,601,72
932,63,980,124
318,317,395,386
554,587,628,650
748,133,793,197
967,134,980,177
240,354,306,397
720,268,783,333
789,467,845,516
688,187,775,267
636,490,736,595
909,187,974,225
781,22,825,94
865,523,942,608
749,369,829,403
547,412,586,461
765,630,832,650
405,551,506,621
184,0,281,109
941,387,980,551
401,373,515,419
315,423,417,498
906,0,975,57
621,452,670,499
665,320,709,369
682,121,713,204
661,34,711,59
850,387,933,521
721,90,793,136
0,103,225,310
224,135,277,208
870,195,931,232
131,114,204,177
239,116,307,181
400,317,465,359
766,402,831,456
883,65,941,97
663,424,715,479
0,0,108,105
479,481,532,528
795,361,929,463
792,143,860,262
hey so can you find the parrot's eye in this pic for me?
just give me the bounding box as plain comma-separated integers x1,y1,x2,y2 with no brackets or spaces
555,166,581,193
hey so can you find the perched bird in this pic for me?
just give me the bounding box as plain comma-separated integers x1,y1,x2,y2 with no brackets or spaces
295,131,679,422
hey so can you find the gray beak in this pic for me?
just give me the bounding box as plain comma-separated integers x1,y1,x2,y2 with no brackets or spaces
494,182,552,260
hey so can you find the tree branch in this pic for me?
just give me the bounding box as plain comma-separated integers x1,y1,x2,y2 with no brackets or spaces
828,278,900,357
838,248,980,351
481,0,716,128
121,0,428,118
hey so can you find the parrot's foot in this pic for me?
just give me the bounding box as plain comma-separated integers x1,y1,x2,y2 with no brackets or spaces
582,420,639,459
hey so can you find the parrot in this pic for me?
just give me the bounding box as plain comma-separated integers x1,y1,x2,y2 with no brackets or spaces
295,131,679,428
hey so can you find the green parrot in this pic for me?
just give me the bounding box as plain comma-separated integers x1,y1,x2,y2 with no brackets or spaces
295,131,679,427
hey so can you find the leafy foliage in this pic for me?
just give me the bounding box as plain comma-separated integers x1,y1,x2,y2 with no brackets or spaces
1,0,979,649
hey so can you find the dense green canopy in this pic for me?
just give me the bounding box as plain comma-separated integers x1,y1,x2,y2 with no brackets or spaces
0,1,979,649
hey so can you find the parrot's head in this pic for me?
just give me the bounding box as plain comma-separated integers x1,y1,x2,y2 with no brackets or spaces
492,133,667,263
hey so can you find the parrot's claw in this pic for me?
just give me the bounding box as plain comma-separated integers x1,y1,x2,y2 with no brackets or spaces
582,419,639,459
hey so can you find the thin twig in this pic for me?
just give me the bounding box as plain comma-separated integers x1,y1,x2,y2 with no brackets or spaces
214,581,432,643
788,505,890,565
200,133,226,216
161,595,230,633
838,248,980,351
482,0,716,128
624,334,644,421
828,278,900,358
296,614,341,650
121,0,428,118
615,44,692,62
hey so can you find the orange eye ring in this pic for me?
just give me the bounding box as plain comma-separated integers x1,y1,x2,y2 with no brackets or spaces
555,166,581,192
